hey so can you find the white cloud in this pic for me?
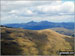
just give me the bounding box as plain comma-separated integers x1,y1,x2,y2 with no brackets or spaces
61,2,74,13
35,1,74,15
1,0,74,24
9,10,18,14
36,5,61,13
9,9,33,15
26,10,33,15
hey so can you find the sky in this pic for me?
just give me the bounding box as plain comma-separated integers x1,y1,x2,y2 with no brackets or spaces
1,0,75,24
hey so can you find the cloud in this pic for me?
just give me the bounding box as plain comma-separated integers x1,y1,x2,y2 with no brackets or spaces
35,1,74,15
9,9,33,15
8,1,74,16
1,0,74,24
61,2,74,13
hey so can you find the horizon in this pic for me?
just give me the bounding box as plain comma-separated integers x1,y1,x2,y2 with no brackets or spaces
1,0,74,24
2,20,74,25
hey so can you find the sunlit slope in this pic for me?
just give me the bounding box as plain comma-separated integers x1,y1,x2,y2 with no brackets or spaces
1,27,74,55
51,28,74,36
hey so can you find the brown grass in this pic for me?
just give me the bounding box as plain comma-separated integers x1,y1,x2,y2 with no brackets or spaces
1,27,74,55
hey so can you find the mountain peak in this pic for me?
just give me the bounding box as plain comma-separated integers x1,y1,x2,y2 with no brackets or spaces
39,21,53,24
28,21,36,23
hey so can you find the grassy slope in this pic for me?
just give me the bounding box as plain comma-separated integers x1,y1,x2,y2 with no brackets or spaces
1,27,74,55
51,28,74,36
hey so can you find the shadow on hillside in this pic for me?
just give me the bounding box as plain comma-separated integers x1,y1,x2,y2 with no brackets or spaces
1,32,23,55
64,37,74,50
1,41,23,55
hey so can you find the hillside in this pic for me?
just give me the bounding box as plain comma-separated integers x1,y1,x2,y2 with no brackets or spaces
4,21,74,30
1,27,74,55
51,28,74,36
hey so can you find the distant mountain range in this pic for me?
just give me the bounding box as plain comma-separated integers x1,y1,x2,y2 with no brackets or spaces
5,21,74,30
4,21,74,30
